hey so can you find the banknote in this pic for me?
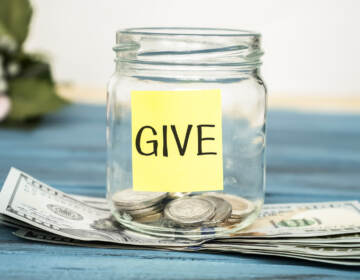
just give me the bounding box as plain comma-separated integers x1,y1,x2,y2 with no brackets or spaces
1,168,360,242
230,200,360,238
71,194,110,211
0,213,38,229
0,168,201,247
204,243,360,258
70,195,360,239
2,167,360,267
206,247,360,266
13,227,360,266
217,233,360,247
63,194,360,239
12,228,156,250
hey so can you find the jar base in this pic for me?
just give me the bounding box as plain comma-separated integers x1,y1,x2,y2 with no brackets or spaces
111,199,263,240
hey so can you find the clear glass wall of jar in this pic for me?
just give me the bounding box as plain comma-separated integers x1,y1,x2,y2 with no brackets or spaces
107,28,266,239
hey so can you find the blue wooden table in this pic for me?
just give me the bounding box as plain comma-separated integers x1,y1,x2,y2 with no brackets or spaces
0,104,359,279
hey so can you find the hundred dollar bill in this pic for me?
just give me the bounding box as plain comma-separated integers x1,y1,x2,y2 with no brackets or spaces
2,168,360,240
0,168,200,247
217,233,360,247
12,226,360,266
0,213,39,229
72,194,110,211
13,228,123,248
12,228,158,250
14,224,360,266
204,243,360,258
204,247,360,266
229,200,360,238
30,194,360,239
13,228,360,266
64,195,360,239
2,167,360,259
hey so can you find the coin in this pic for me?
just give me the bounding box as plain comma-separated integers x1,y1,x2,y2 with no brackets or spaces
112,189,168,210
225,218,240,224
200,195,232,226
207,193,255,218
134,212,163,223
168,192,191,199
126,204,163,218
164,197,216,227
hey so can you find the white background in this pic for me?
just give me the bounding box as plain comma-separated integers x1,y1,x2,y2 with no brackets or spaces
26,0,360,97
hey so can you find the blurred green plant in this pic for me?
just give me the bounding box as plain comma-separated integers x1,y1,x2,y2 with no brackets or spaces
0,0,68,124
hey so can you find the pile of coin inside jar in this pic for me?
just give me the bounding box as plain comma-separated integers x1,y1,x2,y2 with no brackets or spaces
112,189,255,227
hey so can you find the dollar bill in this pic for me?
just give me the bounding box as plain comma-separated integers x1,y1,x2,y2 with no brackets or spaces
2,167,360,266
0,213,38,229
217,233,360,247
205,247,360,266
12,226,360,266
5,168,359,240
0,168,201,247
12,228,157,250
228,200,360,238
13,226,360,266
69,195,360,239
204,243,360,258
72,194,110,211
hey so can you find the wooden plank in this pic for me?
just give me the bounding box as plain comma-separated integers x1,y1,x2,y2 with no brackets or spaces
0,104,359,279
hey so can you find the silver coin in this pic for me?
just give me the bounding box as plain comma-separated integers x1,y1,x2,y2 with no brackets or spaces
164,197,216,227
168,192,192,199
126,204,163,218
226,218,241,224
207,192,255,218
112,189,168,210
134,212,163,223
201,195,232,226
113,200,161,211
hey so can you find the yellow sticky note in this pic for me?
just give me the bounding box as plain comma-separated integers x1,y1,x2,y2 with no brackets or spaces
131,89,223,192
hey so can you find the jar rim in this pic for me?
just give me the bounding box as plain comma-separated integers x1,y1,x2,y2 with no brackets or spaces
114,27,263,75
117,27,260,37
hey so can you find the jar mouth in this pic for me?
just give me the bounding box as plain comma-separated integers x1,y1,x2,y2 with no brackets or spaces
114,27,263,76
117,27,260,38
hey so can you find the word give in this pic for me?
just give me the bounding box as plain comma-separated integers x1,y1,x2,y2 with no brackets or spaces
135,124,217,157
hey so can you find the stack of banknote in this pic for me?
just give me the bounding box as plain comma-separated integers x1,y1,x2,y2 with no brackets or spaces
1,168,359,266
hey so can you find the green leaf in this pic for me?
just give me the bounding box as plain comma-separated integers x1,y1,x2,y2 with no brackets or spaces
6,78,68,122
16,52,55,81
0,0,32,48
0,21,17,51
0,21,12,37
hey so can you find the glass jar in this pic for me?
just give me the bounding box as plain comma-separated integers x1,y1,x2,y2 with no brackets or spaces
107,28,266,239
